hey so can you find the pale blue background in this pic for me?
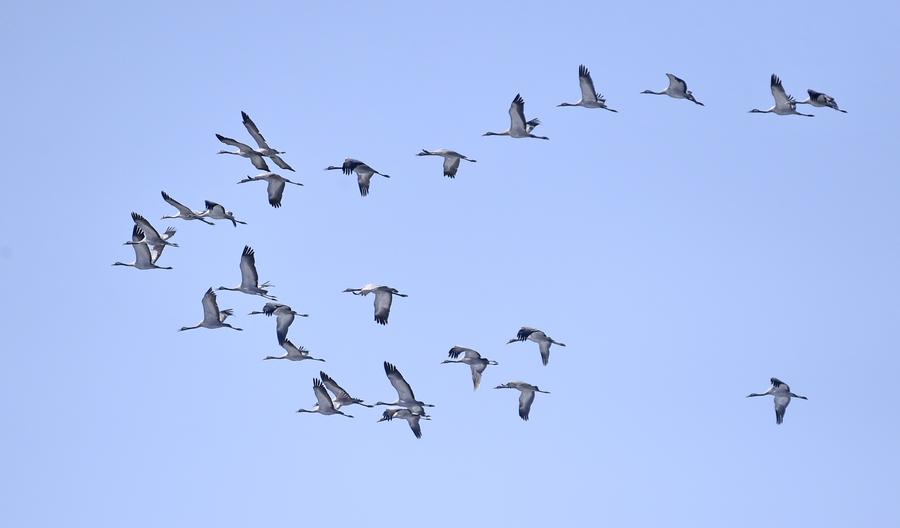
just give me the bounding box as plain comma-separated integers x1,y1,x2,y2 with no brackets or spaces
2,1,899,526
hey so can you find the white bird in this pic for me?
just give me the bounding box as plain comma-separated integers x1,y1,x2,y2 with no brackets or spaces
750,74,814,117
797,89,847,113
494,381,550,421
113,225,173,270
377,408,430,439
324,158,390,197
747,377,808,425
179,288,242,332
241,111,294,170
641,73,704,106
375,361,435,410
506,327,566,366
483,94,549,140
342,284,407,325
296,378,353,418
249,302,307,345
441,346,498,390
216,133,270,171
558,64,618,111
238,172,303,208
263,339,324,362
201,200,246,227
416,149,477,178
130,212,178,249
319,371,373,409
217,245,276,300
160,191,214,224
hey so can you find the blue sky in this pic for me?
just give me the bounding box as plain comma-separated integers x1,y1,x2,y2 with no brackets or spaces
2,1,899,526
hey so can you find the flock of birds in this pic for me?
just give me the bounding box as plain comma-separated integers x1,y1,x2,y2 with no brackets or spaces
115,67,835,436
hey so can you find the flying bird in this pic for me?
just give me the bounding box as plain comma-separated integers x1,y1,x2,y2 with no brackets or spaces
238,172,303,208
179,288,242,332
160,191,214,224
749,74,814,117
641,73,704,106
296,378,353,418
747,377,808,424
319,371,373,409
263,339,324,362
249,302,307,345
558,64,618,111
483,94,549,140
130,212,178,249
494,382,550,421
797,89,847,113
377,408,430,439
325,158,390,197
240,111,294,170
113,225,173,270
416,149,477,178
441,346,498,390
217,245,276,300
215,133,270,171
201,200,246,227
375,361,435,410
342,284,407,324
506,327,566,366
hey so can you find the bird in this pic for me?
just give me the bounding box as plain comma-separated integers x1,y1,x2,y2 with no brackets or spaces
797,89,847,113
263,339,324,362
342,284,407,325
324,158,390,197
179,288,242,332
248,302,307,345
201,200,246,227
113,225,173,270
159,191,214,224
641,73,704,106
441,346,498,390
377,408,430,439
130,212,178,249
375,361,435,410
237,172,302,208
319,371,373,409
416,149,477,178
483,94,549,140
215,133,271,171
217,245,276,300
494,382,550,421
749,74,814,117
506,327,566,366
240,111,294,170
296,378,353,418
558,64,618,111
747,377,808,425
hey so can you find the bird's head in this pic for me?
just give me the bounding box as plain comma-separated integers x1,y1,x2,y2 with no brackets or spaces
640,90,655,95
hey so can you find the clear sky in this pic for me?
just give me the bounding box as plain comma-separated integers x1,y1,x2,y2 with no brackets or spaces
2,1,899,526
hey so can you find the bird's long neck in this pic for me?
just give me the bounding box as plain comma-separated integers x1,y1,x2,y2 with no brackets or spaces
218,150,238,155
558,102,575,107
112,262,133,267
179,324,201,331
484,131,509,137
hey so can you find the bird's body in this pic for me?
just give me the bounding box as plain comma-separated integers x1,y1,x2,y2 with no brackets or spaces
641,73,704,105
240,111,294,170
113,225,173,270
179,288,242,331
484,94,549,140
747,377,808,424
238,172,302,208
325,158,390,197
441,346,498,390
264,339,324,362
297,379,353,418
416,149,476,178
216,133,271,171
218,245,276,300
375,361,434,410
343,284,407,325
201,200,246,226
129,212,178,250
506,327,566,366
558,64,618,111
494,381,549,421
377,408,430,438
160,191,214,224
249,302,307,345
797,89,847,113
750,74,814,117
319,371,372,409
